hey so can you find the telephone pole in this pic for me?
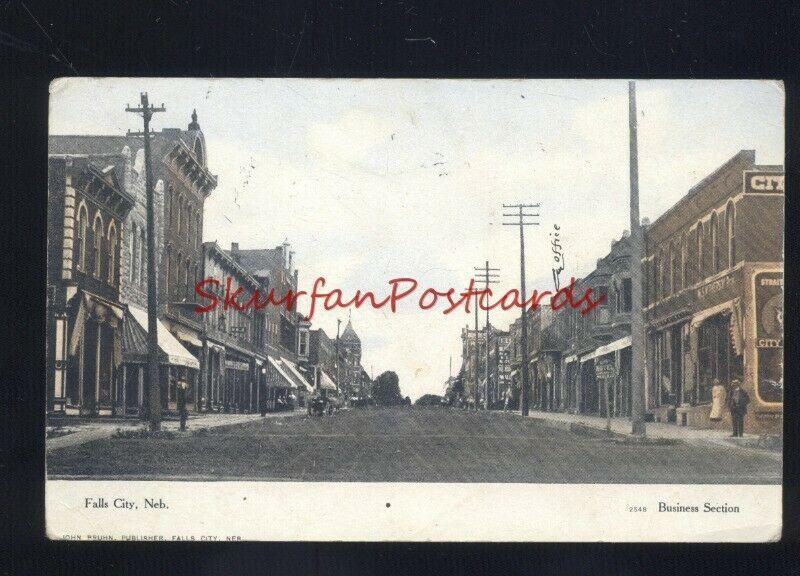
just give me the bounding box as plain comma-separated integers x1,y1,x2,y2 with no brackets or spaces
126,93,165,432
475,262,499,409
335,318,341,396
503,204,539,417
628,81,647,436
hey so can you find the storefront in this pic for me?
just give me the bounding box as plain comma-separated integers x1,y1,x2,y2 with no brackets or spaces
580,336,632,418
63,291,125,416
265,355,297,411
646,265,782,434
120,305,200,416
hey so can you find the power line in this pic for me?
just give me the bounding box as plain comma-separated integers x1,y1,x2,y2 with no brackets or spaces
502,204,539,417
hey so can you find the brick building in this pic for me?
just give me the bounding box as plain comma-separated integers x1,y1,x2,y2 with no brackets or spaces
643,150,783,434
47,155,134,415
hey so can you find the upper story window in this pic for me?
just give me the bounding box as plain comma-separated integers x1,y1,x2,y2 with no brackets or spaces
696,221,704,281
92,212,104,279
671,243,680,294
107,222,117,286
130,223,137,284
710,212,720,274
621,278,632,312
682,233,691,288
139,228,146,287
76,203,88,272
177,195,184,233
726,201,736,267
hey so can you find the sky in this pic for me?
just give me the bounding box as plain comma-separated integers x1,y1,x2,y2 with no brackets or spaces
49,78,784,400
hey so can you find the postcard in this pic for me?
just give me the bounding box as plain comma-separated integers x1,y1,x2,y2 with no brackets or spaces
45,78,783,542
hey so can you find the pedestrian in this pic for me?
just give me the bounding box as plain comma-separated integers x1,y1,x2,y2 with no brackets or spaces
709,378,726,421
727,379,750,437
177,378,189,431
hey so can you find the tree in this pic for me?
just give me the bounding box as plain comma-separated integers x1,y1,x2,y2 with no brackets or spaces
371,371,404,406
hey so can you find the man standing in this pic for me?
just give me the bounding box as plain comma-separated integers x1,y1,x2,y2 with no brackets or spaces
727,379,750,437
177,377,189,432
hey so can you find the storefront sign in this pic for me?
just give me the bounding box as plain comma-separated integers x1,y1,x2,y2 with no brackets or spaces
754,271,783,403
744,171,784,195
595,358,616,379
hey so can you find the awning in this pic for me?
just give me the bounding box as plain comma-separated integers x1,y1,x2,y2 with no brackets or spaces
125,305,200,369
317,369,337,391
225,360,250,371
69,291,125,356
206,341,225,353
690,298,737,329
173,326,202,348
267,355,296,389
563,354,578,364
280,358,313,392
581,335,632,362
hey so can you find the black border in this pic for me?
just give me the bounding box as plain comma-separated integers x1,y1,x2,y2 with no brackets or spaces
5,0,799,573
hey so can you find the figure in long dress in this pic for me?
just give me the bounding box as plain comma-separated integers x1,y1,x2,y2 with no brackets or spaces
709,378,726,421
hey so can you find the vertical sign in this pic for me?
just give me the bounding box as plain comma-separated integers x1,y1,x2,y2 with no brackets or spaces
754,271,783,403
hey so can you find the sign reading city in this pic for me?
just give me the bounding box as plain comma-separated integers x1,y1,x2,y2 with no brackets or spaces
744,171,785,194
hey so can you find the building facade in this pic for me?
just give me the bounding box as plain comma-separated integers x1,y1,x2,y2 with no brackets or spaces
47,155,134,416
201,242,267,413
643,150,783,434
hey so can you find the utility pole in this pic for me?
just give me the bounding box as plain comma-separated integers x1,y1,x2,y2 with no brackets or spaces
335,318,341,396
628,81,647,437
473,288,480,411
475,262,499,409
503,204,539,417
126,93,165,432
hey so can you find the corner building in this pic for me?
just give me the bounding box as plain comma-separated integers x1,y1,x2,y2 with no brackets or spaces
643,150,783,434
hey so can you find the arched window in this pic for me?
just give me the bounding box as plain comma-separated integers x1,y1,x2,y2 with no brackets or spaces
76,203,88,271
183,259,191,299
671,242,680,293
696,221,704,280
165,246,171,297
175,252,183,299
177,195,184,233
139,228,146,287
93,213,104,279
167,185,173,224
710,212,719,274
107,222,117,285
186,259,192,298
130,223,137,284
726,201,736,267
660,248,669,297
682,234,690,289
187,207,193,245
196,214,201,248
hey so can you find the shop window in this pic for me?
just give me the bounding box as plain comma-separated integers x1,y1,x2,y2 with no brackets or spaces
697,313,741,404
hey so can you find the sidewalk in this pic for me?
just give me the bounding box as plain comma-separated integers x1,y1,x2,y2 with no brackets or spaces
46,410,304,453
523,410,782,456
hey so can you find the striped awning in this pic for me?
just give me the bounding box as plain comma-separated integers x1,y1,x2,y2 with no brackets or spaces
317,369,337,391
267,355,296,389
124,305,200,369
280,358,313,392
